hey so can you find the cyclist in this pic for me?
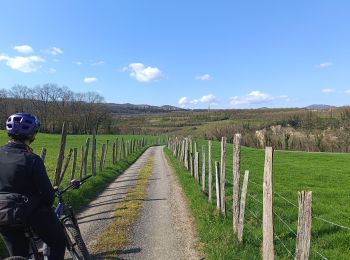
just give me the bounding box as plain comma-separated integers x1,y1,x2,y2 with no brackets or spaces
0,113,67,260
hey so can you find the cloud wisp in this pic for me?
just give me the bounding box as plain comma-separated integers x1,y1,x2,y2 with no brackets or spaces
13,45,33,54
178,94,217,107
195,74,212,81
123,63,162,83
322,88,336,93
91,61,105,66
316,62,333,69
0,54,45,73
47,47,63,55
84,77,97,83
230,91,289,107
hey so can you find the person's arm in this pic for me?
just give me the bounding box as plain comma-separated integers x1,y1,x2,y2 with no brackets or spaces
32,156,55,207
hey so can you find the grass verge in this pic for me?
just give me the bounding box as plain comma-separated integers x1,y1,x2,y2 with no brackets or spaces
0,146,151,258
91,155,155,258
164,147,260,260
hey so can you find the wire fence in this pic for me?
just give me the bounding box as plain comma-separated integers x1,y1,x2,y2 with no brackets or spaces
167,137,349,259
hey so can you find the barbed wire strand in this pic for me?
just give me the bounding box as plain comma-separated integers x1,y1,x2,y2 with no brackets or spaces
313,216,350,231
244,221,263,243
246,208,261,223
248,195,297,236
247,194,330,260
248,194,263,205
248,179,260,187
275,233,294,259
247,207,294,259
273,211,297,236
274,191,298,208
249,184,350,232
314,250,329,260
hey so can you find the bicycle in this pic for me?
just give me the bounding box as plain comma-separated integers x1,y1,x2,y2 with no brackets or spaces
4,175,92,260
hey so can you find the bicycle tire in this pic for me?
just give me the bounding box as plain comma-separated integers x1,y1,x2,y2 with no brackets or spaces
3,257,28,260
63,218,90,260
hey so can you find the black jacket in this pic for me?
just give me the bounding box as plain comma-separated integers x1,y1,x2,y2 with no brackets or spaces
0,142,55,207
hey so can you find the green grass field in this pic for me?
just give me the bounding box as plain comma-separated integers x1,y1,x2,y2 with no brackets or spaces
165,140,350,259
0,131,162,257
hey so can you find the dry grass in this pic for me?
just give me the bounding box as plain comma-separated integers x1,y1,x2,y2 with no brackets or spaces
91,156,155,257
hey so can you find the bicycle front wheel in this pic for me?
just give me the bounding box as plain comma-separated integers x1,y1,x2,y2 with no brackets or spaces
63,218,90,260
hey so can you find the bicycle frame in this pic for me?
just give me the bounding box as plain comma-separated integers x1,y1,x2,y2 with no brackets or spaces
29,175,92,260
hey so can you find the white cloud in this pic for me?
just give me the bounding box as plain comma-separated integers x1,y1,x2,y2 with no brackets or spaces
13,45,33,54
196,74,212,81
0,54,44,73
48,47,63,55
200,94,217,103
322,88,336,93
345,89,350,94
48,68,56,74
316,62,333,69
84,77,97,83
73,61,82,65
91,61,104,66
190,99,199,105
178,97,189,106
178,94,218,107
123,63,162,82
230,91,288,106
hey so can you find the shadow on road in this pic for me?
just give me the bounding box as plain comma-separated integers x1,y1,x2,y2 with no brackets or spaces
90,247,142,259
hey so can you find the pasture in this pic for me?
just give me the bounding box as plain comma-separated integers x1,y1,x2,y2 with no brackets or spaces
165,139,350,259
0,131,162,257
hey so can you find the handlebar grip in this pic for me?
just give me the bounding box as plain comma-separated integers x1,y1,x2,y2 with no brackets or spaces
79,175,93,184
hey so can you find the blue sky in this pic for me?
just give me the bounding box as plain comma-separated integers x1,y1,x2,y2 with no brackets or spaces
0,1,350,109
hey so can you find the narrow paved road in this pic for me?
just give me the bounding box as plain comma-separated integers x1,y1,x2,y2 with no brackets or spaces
72,146,201,260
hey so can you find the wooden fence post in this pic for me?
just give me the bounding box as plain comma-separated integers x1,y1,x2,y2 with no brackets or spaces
112,142,116,164
194,152,199,182
237,170,249,242
91,130,96,176
71,148,78,180
104,140,109,166
115,138,119,162
215,161,221,210
208,140,212,202
220,137,227,215
202,145,206,191
189,139,194,176
263,147,274,260
59,148,73,184
40,148,47,162
295,191,312,260
83,138,90,177
54,122,67,187
184,138,189,170
99,144,107,171
233,133,242,233
79,146,84,179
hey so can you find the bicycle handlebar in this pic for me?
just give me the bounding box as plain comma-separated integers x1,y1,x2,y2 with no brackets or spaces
58,175,93,196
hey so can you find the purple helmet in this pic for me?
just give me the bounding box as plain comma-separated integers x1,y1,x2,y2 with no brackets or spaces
6,113,40,136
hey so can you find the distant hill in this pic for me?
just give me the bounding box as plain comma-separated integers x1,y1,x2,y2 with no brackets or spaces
304,104,337,110
107,103,186,115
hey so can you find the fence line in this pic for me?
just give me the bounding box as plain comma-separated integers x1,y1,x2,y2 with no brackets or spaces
254,181,350,233
166,136,341,260
314,250,329,260
275,233,294,259
313,216,350,231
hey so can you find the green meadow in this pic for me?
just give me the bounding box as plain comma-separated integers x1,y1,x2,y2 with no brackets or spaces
165,140,350,259
0,131,162,257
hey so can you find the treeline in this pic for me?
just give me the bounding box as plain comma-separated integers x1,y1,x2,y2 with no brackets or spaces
0,84,114,134
203,108,350,153
112,107,350,153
